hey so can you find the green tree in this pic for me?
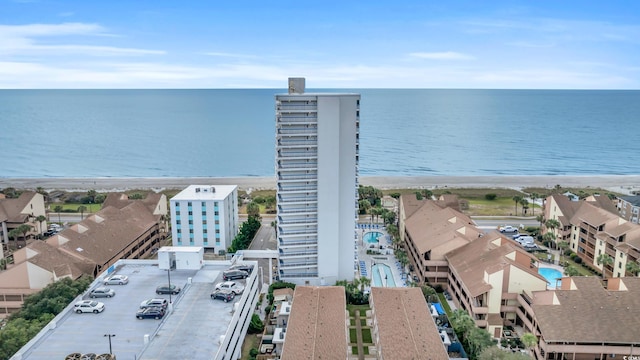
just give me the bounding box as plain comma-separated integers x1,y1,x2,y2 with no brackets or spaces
77,205,87,220
421,189,433,199
484,193,497,201
596,253,614,279
520,199,529,216
626,261,640,276
465,327,494,359
449,309,475,339
536,214,545,231
247,313,264,334
358,199,371,215
520,332,538,356
87,189,97,203
54,205,63,224
382,210,396,225
35,215,47,237
17,224,33,242
557,241,569,263
530,193,539,216
414,191,423,200
479,347,530,360
512,196,522,215
421,285,437,303
356,276,371,292
246,201,260,218
8,228,21,245
564,265,581,277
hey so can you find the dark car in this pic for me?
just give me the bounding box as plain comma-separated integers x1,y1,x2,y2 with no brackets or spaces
211,289,235,302
229,264,254,274
136,307,165,320
222,269,249,281
156,284,181,295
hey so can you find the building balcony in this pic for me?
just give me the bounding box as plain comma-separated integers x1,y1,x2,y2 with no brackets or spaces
277,174,317,181
278,218,317,226
279,250,318,257
279,239,317,247
277,211,317,219
276,105,318,112
279,261,318,269
277,186,318,193
280,271,319,278
276,140,318,148
277,207,317,214
279,229,318,236
277,153,317,161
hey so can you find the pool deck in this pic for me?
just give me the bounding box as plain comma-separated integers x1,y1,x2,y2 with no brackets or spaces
356,224,408,289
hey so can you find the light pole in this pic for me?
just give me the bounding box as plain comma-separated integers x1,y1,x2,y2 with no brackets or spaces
167,269,172,304
104,333,115,355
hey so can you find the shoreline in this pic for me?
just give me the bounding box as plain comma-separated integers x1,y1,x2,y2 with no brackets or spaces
1,175,639,194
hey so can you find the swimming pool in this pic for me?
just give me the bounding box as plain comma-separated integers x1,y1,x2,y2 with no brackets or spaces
372,264,396,287
364,231,384,244
539,267,563,288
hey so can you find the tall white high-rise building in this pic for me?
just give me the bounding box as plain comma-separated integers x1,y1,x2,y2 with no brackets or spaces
275,78,360,285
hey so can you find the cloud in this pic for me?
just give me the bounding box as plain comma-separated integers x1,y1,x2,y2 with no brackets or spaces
203,52,257,59
409,51,475,60
0,22,164,57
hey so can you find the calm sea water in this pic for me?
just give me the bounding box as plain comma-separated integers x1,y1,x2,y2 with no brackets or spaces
1,89,639,178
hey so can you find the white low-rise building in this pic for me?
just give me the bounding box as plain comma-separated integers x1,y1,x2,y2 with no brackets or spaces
170,185,239,253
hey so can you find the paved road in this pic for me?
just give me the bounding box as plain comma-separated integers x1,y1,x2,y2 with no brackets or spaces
473,218,540,232
247,223,277,284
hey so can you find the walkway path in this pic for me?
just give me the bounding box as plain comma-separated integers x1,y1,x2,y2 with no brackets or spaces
354,311,365,360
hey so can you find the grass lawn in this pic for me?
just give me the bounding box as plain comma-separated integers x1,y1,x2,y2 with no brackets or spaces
352,346,358,355
437,293,453,318
349,328,357,343
361,328,372,343
240,333,260,360
347,304,369,317
360,319,366,326
363,346,369,355
50,203,99,213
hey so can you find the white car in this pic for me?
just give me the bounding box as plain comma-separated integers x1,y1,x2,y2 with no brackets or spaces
499,225,518,233
214,281,244,295
104,275,129,285
74,300,105,314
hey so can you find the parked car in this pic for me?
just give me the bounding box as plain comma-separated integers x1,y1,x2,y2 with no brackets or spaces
156,284,181,295
499,225,518,233
74,300,105,314
214,281,244,295
89,287,115,298
136,307,165,320
222,269,249,281
516,236,535,245
104,275,129,285
229,264,254,274
511,233,522,239
140,298,169,309
211,289,235,302
43,230,58,237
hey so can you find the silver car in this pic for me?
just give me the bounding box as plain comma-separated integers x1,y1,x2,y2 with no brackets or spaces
103,275,129,285
89,287,115,298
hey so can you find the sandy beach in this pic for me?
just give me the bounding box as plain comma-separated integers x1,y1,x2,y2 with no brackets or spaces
1,175,639,194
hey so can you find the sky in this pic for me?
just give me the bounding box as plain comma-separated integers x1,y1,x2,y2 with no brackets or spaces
1,0,639,89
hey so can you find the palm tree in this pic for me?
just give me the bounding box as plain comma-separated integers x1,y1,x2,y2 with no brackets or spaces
520,332,538,356
35,215,47,237
536,214,545,231
512,196,522,216
77,205,87,220
520,199,529,216
597,253,614,279
8,228,21,248
545,219,561,246
17,224,33,242
531,193,540,216
542,232,556,249
357,276,371,292
449,309,475,338
625,261,640,277
54,205,63,224
557,241,569,263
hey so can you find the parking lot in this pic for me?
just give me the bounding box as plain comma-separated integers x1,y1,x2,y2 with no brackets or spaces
20,263,245,360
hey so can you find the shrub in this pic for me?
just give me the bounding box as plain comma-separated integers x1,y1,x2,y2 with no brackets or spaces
573,257,582,264
433,284,444,293
484,193,497,200
247,314,264,334
564,249,573,256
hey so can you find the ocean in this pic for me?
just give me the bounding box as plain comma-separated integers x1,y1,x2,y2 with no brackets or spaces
1,89,639,178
